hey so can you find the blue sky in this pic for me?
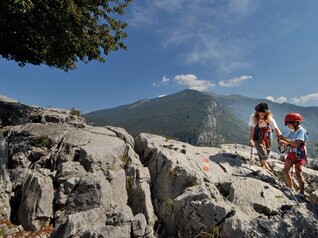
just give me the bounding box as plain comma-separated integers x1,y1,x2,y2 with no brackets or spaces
1,0,318,113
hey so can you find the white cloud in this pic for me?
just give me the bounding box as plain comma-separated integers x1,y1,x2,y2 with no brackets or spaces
161,76,170,83
158,94,166,98
276,96,287,103
129,1,263,72
228,0,260,17
266,93,318,105
153,76,170,87
174,74,215,91
128,1,296,73
218,75,252,87
291,92,318,104
128,5,156,28
266,96,275,102
153,0,183,12
277,97,287,103
266,96,287,104
185,36,252,73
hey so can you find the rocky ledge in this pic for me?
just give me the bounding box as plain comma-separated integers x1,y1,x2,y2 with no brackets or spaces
1,99,318,238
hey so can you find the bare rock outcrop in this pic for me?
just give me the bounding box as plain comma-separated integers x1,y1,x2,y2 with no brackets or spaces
4,123,155,237
2,98,318,238
18,170,54,230
135,133,318,238
0,134,11,220
0,100,155,237
0,99,85,128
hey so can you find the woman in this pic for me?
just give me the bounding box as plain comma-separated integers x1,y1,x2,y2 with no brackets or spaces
249,103,282,170
278,113,308,197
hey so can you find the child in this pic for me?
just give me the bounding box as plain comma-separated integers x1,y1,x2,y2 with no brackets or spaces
278,112,308,196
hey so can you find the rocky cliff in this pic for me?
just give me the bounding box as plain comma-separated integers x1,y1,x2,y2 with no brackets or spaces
1,99,318,237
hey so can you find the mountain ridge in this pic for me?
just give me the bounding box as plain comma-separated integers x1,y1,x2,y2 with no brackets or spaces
84,90,249,146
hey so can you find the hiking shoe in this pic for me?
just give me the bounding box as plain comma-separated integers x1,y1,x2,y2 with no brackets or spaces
297,193,306,200
295,193,307,203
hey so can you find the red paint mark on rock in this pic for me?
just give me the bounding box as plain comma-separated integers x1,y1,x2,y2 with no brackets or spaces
202,157,209,171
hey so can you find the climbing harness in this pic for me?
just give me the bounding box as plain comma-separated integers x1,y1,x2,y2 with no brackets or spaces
253,124,273,149
287,142,307,163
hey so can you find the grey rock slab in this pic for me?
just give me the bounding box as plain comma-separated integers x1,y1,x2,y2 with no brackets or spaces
18,171,54,231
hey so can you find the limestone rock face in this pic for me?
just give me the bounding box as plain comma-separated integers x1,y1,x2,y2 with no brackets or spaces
0,100,155,237
0,99,85,128
2,98,318,238
18,170,54,231
135,133,318,238
5,124,154,237
0,134,9,182
0,134,11,220
51,206,136,238
197,101,224,145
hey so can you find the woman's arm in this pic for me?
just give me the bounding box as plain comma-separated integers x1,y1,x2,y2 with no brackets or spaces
273,128,282,137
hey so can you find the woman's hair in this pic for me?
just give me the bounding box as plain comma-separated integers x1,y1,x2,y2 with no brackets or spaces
253,111,272,124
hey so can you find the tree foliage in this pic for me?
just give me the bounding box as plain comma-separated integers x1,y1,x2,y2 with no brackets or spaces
0,0,132,71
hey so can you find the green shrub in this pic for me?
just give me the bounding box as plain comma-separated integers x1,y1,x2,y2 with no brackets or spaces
125,175,134,192
36,135,50,148
165,198,174,209
0,228,6,237
120,154,129,166
70,108,81,116
196,226,220,238
191,178,200,187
